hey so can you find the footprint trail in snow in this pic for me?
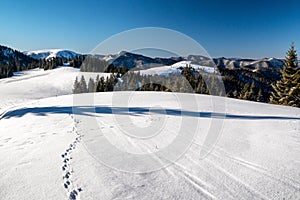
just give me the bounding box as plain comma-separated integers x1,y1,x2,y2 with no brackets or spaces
61,114,83,200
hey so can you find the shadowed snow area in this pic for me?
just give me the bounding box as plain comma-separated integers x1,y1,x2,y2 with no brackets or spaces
2,106,300,121
0,68,300,200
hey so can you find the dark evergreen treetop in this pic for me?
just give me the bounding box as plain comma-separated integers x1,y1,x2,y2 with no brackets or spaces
270,43,300,107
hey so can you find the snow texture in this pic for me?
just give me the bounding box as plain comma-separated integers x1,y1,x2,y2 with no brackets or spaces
0,68,299,200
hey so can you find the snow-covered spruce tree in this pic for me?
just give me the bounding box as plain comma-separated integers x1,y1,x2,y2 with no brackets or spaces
72,76,81,94
287,65,300,107
79,75,88,93
270,43,300,107
88,77,95,93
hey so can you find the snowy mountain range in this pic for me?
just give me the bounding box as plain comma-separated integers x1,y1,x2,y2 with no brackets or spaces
0,44,295,72
0,45,290,90
23,49,81,60
0,44,294,98
21,48,287,71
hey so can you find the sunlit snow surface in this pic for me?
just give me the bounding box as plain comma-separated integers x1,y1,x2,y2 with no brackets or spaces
139,61,216,76
0,68,299,200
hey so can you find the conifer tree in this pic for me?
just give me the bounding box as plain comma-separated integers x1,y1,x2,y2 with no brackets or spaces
248,81,256,100
73,77,81,94
88,78,95,93
96,77,105,92
104,77,109,92
270,43,299,107
257,88,264,102
95,75,100,92
239,82,251,100
79,75,88,93
180,77,192,93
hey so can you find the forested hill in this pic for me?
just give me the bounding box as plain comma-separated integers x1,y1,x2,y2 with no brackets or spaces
0,45,84,78
0,45,39,78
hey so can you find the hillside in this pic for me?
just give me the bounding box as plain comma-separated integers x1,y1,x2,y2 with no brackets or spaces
24,49,81,60
0,67,109,109
0,45,38,78
0,68,299,200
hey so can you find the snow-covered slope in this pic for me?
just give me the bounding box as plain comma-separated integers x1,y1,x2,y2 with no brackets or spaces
137,57,283,76
138,60,216,75
0,67,109,109
24,49,81,60
0,69,299,200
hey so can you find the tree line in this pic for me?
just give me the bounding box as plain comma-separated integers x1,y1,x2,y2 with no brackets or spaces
73,70,267,102
73,44,299,107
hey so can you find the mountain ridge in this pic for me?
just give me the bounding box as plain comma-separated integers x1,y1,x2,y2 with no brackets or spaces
0,44,293,79
24,49,81,60
22,47,287,70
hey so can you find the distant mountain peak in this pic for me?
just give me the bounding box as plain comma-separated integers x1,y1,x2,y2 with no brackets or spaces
24,49,80,60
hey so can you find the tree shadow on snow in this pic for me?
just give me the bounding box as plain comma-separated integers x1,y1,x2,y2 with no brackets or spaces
1,106,300,121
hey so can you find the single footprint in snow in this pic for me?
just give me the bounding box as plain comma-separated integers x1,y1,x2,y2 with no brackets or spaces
64,172,71,179
69,193,76,199
69,190,78,200
64,183,68,189
62,164,67,171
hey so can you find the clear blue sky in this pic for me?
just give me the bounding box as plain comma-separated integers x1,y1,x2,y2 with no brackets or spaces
0,0,299,58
